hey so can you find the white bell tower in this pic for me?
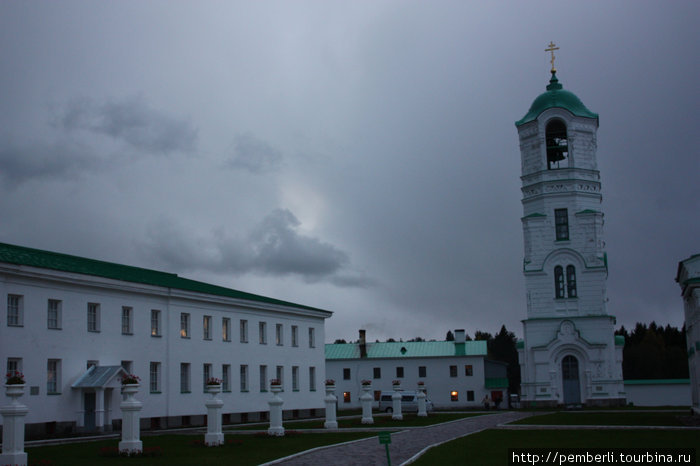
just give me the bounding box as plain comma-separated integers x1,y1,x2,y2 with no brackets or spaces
515,44,625,407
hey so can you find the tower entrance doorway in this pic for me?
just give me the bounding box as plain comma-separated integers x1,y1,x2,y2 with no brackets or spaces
562,355,580,404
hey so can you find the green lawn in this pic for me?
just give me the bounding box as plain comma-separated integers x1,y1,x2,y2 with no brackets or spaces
412,429,700,466
511,411,689,426
229,412,484,430
26,432,376,466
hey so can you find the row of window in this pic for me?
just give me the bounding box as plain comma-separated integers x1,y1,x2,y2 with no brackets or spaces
342,365,473,380
6,358,317,395
338,390,477,403
5,295,317,348
552,209,578,299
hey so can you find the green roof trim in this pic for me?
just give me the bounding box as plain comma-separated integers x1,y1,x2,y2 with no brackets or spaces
623,379,690,385
615,335,625,346
325,340,487,360
485,377,509,389
576,209,601,215
516,339,524,349
522,212,547,219
516,72,598,127
0,242,329,314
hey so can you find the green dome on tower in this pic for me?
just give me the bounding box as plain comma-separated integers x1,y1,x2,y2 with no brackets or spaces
515,72,598,127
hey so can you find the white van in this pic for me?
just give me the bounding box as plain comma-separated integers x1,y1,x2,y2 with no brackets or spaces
378,391,434,413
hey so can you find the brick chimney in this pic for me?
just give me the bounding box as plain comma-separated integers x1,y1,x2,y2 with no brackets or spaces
359,329,367,358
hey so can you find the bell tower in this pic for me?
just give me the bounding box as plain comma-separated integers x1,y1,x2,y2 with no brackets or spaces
515,44,625,407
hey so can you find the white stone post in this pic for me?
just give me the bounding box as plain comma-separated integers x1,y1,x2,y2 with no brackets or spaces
323,383,338,429
267,384,284,436
417,385,427,417
118,384,143,454
204,384,224,446
0,384,28,466
391,382,403,420
360,382,374,424
95,388,105,432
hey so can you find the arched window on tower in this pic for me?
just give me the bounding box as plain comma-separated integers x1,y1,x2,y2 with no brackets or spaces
554,266,565,299
546,120,568,170
566,265,577,298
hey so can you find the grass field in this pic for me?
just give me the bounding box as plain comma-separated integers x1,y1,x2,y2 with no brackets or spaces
229,412,484,430
411,429,700,466
26,432,377,466
511,411,690,426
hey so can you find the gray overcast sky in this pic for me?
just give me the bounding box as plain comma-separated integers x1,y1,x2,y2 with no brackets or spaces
1,1,698,342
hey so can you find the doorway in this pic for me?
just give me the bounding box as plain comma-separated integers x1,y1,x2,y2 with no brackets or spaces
84,392,96,431
561,355,580,404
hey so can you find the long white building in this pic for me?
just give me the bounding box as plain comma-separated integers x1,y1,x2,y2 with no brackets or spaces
0,242,332,437
676,254,700,414
325,330,508,410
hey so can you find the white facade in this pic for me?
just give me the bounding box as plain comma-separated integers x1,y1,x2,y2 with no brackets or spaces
0,242,331,435
676,254,700,414
515,71,625,407
325,330,508,410
623,380,691,407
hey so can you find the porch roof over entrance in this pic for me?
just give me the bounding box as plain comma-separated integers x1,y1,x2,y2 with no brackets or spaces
72,365,126,388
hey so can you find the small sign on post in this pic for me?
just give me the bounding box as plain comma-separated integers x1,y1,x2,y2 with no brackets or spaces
378,431,391,466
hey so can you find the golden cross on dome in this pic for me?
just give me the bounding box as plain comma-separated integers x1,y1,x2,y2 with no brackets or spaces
545,41,560,73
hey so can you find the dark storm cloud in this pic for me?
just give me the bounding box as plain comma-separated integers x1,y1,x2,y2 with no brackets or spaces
0,139,99,185
141,209,368,286
227,133,284,174
56,96,198,154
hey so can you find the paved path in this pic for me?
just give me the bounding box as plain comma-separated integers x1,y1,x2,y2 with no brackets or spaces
268,411,533,466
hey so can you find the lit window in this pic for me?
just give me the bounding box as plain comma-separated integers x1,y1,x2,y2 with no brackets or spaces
343,392,351,403
203,315,212,340
450,390,459,401
180,313,190,338
48,299,62,329
7,295,23,327
88,303,100,332
150,309,161,336
121,306,133,335
47,359,61,394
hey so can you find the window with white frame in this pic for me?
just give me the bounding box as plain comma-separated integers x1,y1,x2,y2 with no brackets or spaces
308,327,315,348
240,319,248,343
240,365,248,391
180,313,190,338
276,365,284,387
222,364,230,391
259,365,267,391
259,322,267,344
47,359,61,393
7,358,22,376
88,303,100,332
180,363,190,392
7,294,23,327
309,366,316,391
203,363,212,389
292,366,299,391
222,317,231,341
151,309,161,336
276,323,283,346
150,362,161,393
47,299,62,329
291,325,298,347
121,306,133,334
203,315,212,340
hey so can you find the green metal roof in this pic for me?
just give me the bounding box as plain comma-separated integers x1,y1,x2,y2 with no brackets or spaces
615,335,625,346
516,72,598,127
485,377,509,389
0,242,330,314
325,340,487,360
623,379,690,385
